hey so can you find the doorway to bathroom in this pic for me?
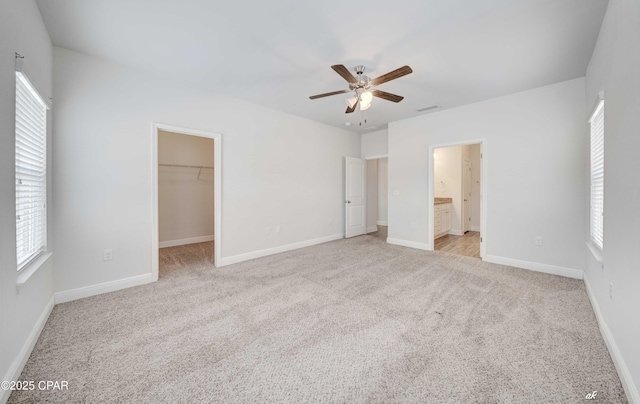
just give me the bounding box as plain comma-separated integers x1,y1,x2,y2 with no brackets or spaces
430,141,484,259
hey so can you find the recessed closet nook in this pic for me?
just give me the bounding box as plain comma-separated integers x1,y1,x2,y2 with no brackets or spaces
158,130,214,269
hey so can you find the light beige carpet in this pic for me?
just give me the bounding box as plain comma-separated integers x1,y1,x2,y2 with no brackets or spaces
10,231,627,403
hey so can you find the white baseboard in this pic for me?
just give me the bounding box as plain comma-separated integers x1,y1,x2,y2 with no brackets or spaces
159,235,214,248
386,237,430,251
1,294,55,404
376,221,388,226
55,273,156,304
448,229,464,236
584,276,639,404
366,226,378,233
470,225,481,232
218,233,343,267
485,255,583,279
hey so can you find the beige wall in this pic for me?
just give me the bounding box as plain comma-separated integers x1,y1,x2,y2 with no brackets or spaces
158,131,214,246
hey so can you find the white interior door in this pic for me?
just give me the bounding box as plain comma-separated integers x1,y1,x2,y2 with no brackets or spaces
345,156,366,238
463,159,471,232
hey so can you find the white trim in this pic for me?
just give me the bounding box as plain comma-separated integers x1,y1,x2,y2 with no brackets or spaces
376,221,388,226
428,139,487,260
386,237,430,251
589,98,605,123
586,241,604,264
1,295,55,403
363,154,388,160
485,255,583,279
448,229,464,236
470,225,481,232
159,235,214,249
218,234,343,267
16,252,53,288
366,226,378,234
584,276,639,403
15,68,51,109
152,123,222,278
55,273,155,304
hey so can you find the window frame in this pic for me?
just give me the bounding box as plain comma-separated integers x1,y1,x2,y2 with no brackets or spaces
588,98,605,253
15,64,50,274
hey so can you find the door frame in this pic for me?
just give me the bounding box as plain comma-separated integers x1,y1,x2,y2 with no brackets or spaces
151,123,222,279
364,155,389,232
428,139,486,259
344,156,367,238
462,158,471,233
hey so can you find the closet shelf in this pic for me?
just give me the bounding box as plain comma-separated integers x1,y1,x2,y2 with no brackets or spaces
158,164,213,169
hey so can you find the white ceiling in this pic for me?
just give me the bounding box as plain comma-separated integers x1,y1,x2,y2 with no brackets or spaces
36,0,608,133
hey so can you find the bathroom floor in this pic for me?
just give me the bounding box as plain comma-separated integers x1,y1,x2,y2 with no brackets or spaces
434,231,481,259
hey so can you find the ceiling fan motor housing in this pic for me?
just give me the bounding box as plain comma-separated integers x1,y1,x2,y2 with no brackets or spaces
350,66,372,91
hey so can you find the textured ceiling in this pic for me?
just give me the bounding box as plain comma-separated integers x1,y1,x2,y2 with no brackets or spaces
36,0,608,133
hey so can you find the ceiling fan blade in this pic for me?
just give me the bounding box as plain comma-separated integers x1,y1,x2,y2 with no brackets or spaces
345,98,359,113
309,89,350,99
371,65,413,86
372,89,404,103
331,64,358,84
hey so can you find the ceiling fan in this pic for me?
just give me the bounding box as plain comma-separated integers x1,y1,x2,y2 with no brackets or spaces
309,64,413,113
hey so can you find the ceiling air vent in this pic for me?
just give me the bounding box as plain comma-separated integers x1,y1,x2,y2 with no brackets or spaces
416,105,440,113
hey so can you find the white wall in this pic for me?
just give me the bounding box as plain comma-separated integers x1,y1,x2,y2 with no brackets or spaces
52,48,360,293
388,78,586,273
158,131,214,246
0,0,55,400
361,129,388,158
585,0,640,400
366,159,378,232
377,158,388,225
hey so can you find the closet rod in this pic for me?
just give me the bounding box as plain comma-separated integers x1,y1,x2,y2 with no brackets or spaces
159,164,214,169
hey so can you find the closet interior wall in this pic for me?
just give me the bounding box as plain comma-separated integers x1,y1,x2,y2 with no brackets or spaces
158,130,215,248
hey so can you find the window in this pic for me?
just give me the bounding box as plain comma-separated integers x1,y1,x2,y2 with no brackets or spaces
589,99,604,250
15,68,49,271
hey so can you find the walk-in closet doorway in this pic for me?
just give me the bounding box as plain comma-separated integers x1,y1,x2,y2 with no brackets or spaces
152,123,222,279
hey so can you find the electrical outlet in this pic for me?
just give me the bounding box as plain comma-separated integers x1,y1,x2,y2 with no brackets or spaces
275,226,280,234
535,237,543,246
411,223,417,229
609,283,613,301
103,249,113,261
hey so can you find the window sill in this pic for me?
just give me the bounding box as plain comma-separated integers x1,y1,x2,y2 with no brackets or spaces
586,242,604,264
17,252,53,288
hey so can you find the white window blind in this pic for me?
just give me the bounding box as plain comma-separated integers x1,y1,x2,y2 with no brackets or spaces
589,100,604,250
15,70,48,271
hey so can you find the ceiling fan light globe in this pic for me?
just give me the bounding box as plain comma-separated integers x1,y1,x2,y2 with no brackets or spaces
360,91,373,105
360,101,372,111
345,96,358,109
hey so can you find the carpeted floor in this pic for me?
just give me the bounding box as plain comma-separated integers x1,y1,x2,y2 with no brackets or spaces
10,233,627,403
